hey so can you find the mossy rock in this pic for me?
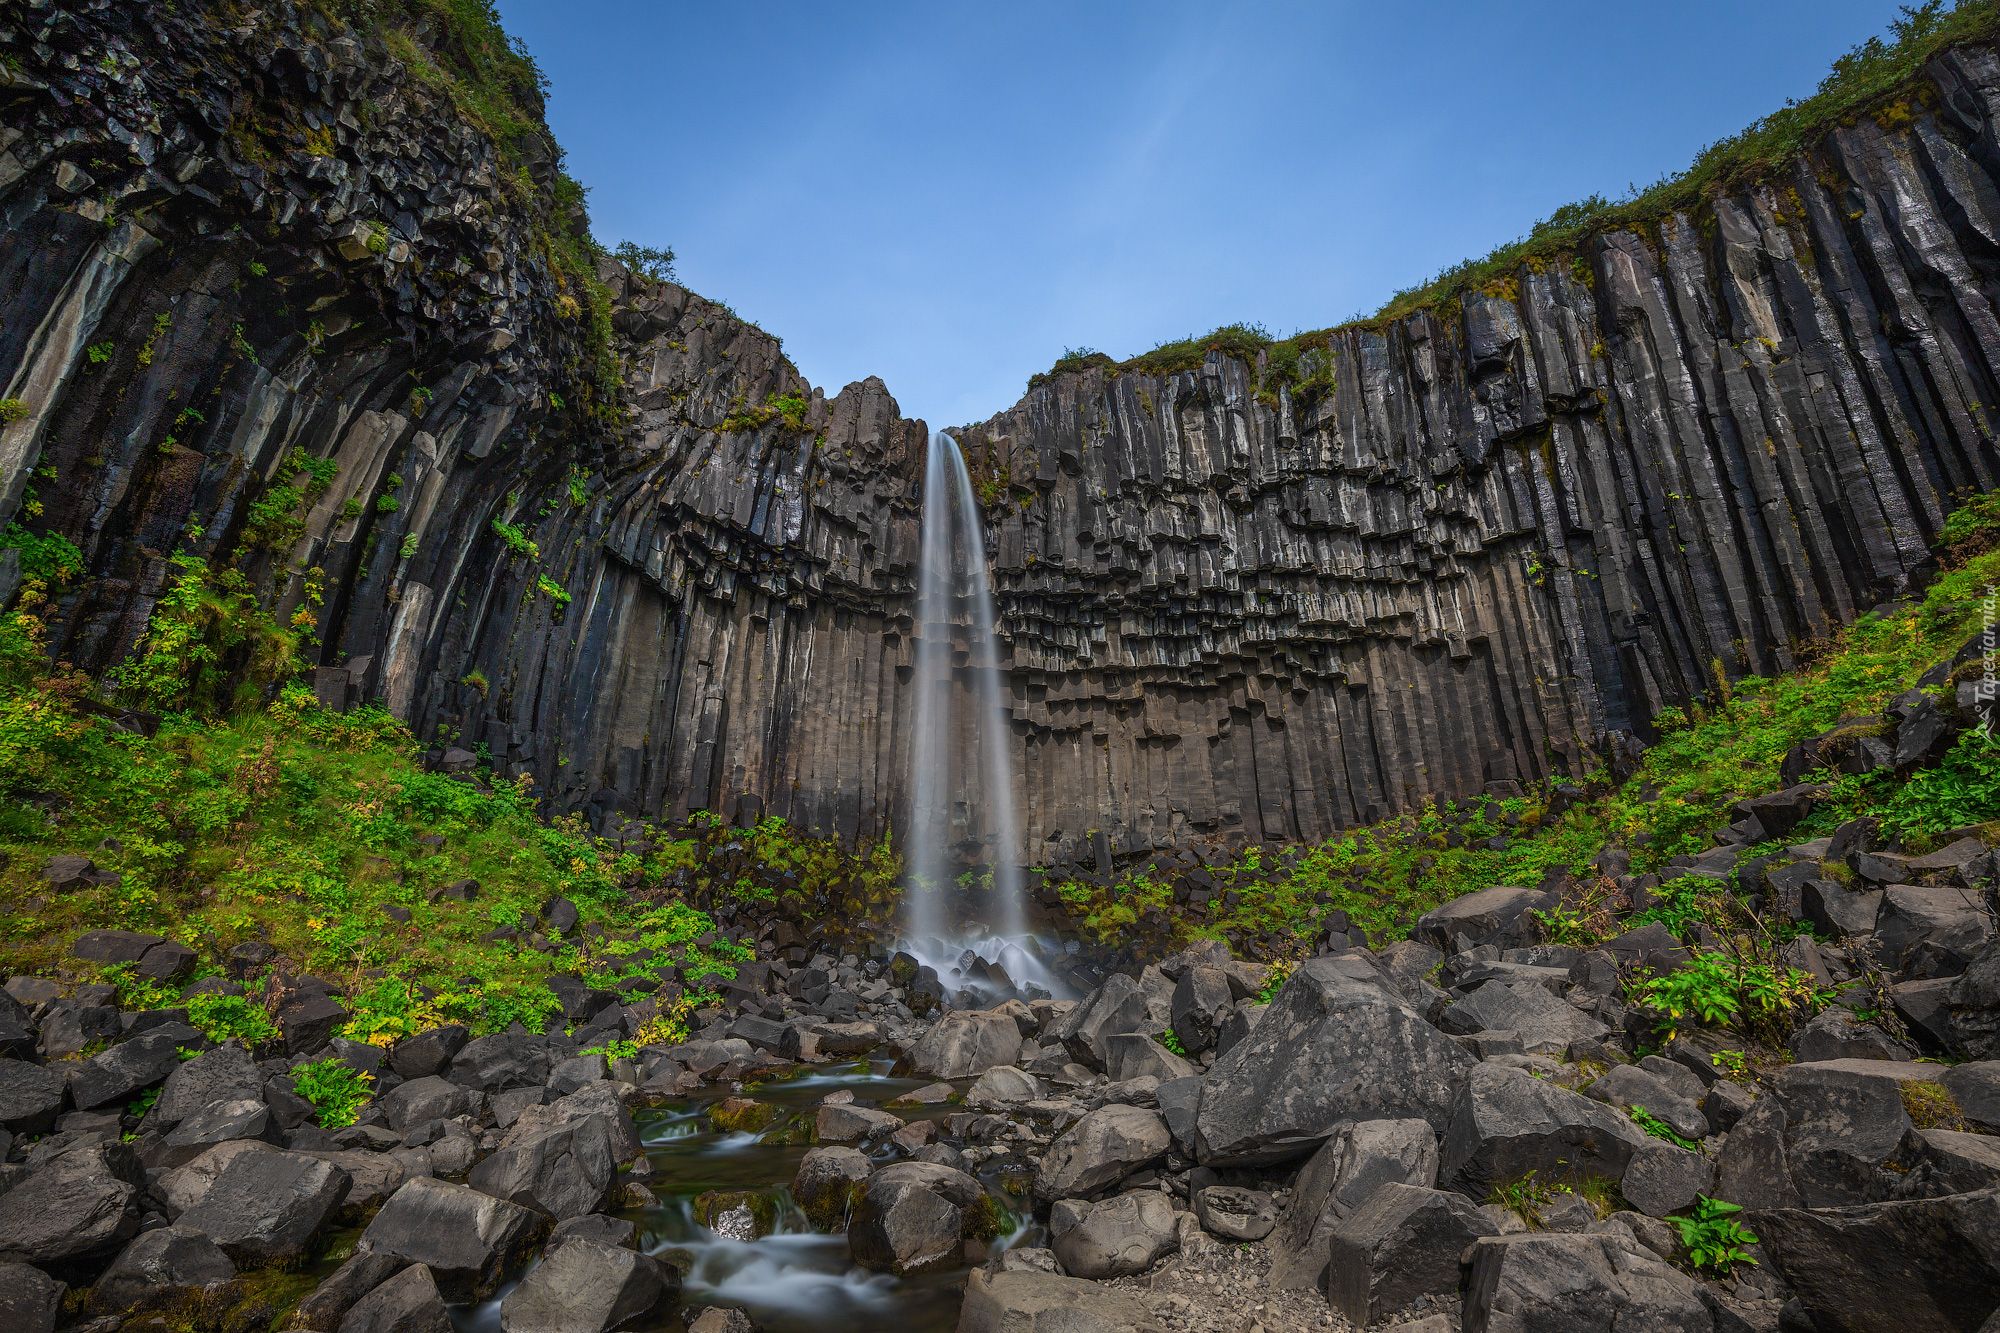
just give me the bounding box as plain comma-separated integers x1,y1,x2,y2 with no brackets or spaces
962,1192,1015,1242
1903,1079,1969,1131
707,1096,776,1134
692,1190,780,1239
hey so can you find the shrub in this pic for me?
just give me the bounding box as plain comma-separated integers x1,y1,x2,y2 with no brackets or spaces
491,520,538,560
1667,1196,1759,1275
186,993,279,1046
292,1058,375,1128
612,240,675,283
0,525,85,583
0,399,27,424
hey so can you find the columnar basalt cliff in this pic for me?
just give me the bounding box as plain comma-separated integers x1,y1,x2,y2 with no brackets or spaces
9,2,2000,870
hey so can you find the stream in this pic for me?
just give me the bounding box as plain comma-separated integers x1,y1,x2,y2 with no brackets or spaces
446,1057,1036,1332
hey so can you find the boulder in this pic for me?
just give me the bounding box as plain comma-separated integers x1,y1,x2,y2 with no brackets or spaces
176,1147,351,1263
1414,887,1555,954
1732,785,1827,840
1196,958,1473,1166
956,1268,1158,1333
1170,967,1234,1053
466,1111,618,1221
0,1060,65,1136
497,1237,676,1333
1157,1075,1201,1154
0,1141,144,1263
358,1177,545,1302
1754,1188,2000,1333
1789,1007,1918,1063
1035,1104,1171,1200
964,1066,1042,1109
67,1023,204,1110
1952,940,2000,1060
152,1140,277,1219
1770,1059,1930,1207
1048,1191,1179,1278
145,1044,263,1134
1438,1064,1648,1200
290,1252,409,1330
545,1214,637,1254
150,1097,282,1168
1583,1065,1707,1143
1103,1034,1194,1083
1875,884,1993,978
1440,982,1607,1055
1884,1127,2000,1198
71,929,166,964
1045,974,1156,1069
1598,922,1691,974
909,1010,1021,1079
0,1261,62,1333
848,1163,982,1276
1942,1062,2000,1130
88,1225,234,1316
792,1146,874,1230
1193,1185,1276,1241
1804,882,1883,940
339,1261,451,1333
279,994,349,1056
814,1103,902,1145
1325,1183,1501,1327
297,1149,413,1217
381,1075,479,1133
1462,1232,1733,1333
388,1026,470,1081
37,1000,119,1058
1266,1118,1441,1290
1618,1141,1713,1218
447,1032,568,1092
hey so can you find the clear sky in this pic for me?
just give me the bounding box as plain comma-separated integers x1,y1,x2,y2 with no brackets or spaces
493,0,1912,430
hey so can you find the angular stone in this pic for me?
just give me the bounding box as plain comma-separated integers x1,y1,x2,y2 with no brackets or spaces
1267,1118,1441,1290
1789,1007,1917,1063
1584,1065,1707,1143
389,1027,469,1081
1415,887,1555,954
72,929,166,964
0,1261,62,1333
1049,1191,1179,1278
957,1268,1158,1333
964,1066,1042,1109
358,1177,545,1302
1804,882,1883,940
89,1225,234,1316
1771,1059,1930,1207
497,1237,675,1333
1438,1064,1648,1199
0,1141,143,1263
1884,1127,2000,1198
1943,1061,2000,1130
1441,982,1606,1055
1170,967,1234,1054
151,1097,282,1168
447,1032,567,1092
792,1146,873,1230
1619,1141,1713,1218
1196,958,1473,1166
908,1009,1021,1079
814,1103,902,1145
146,1044,263,1134
279,994,349,1056
1103,1033,1194,1083
1875,884,1994,977
0,1060,65,1136
1325,1183,1501,1327
380,1074,477,1133
1461,1231,1727,1333
339,1260,451,1333
1712,1095,1801,1211
68,1024,204,1110
176,1147,351,1263
466,1111,617,1221
1045,973,1156,1070
847,1162,981,1275
1193,1185,1276,1241
1754,1189,2000,1333
1035,1104,1170,1200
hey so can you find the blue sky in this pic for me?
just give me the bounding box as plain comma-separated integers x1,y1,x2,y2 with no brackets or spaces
495,0,1911,429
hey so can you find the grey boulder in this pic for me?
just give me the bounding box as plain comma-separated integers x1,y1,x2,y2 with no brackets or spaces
957,1268,1159,1333
1045,974,1156,1070
381,1075,480,1134
1583,1064,1707,1143
1438,1064,1648,1200
792,1145,875,1230
338,1261,451,1333
176,1147,351,1264
357,1177,546,1301
1440,983,1606,1055
145,1044,263,1134
67,1024,204,1111
1415,887,1555,954
1103,1034,1194,1083
847,1162,983,1276
0,1261,62,1333
1325,1183,1501,1327
0,1141,144,1263
466,1110,618,1221
1618,1141,1714,1219
1754,1187,2000,1333
0,1060,66,1136
1169,967,1234,1054
909,1010,1021,1079
150,1097,282,1169
1770,1059,1930,1207
1196,957,1472,1166
1035,1104,1171,1200
1267,1118,1440,1290
497,1237,676,1333
1463,1232,1734,1332
89,1225,234,1316
1048,1191,1179,1278
1194,1185,1277,1241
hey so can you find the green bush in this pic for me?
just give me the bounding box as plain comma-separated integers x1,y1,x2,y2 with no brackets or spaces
292,1058,375,1128
0,525,84,584
1668,1196,1760,1275
186,992,279,1046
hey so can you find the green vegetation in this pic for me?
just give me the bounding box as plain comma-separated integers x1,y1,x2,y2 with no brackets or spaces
612,241,676,283
292,1057,375,1128
1668,1197,1760,1275
0,525,84,585
0,400,26,424
491,519,539,560
1630,1106,1704,1153
1902,1079,1970,1130
186,992,280,1047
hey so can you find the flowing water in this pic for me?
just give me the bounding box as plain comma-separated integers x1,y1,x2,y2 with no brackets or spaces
446,1060,1036,1332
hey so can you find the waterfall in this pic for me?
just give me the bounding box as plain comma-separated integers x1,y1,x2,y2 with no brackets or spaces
904,431,1042,994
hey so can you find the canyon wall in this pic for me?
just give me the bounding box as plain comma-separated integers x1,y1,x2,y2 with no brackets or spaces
6,2,2000,870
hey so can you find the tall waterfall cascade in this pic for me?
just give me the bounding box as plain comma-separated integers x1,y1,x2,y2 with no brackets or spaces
902,432,1056,1001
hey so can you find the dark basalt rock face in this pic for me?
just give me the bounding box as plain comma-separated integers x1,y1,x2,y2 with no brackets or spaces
8,2,2000,867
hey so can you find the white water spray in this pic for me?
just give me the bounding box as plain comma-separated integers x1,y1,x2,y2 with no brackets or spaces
905,431,1046,991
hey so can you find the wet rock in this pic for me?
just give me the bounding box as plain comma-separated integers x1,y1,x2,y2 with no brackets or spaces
0,1141,144,1263
1461,1231,1731,1332
847,1164,975,1276
290,1252,409,1330
1771,1059,1931,1207
1048,1191,1179,1278
1193,1185,1276,1240
956,1268,1158,1333
814,1103,902,1145
1438,1064,1648,1199
358,1177,546,1302
693,1191,777,1239
0,1262,63,1333
339,1261,451,1333
963,1067,1040,1110
1619,1141,1713,1218
447,1033,568,1093
498,1237,676,1333
1034,1104,1171,1199
1169,967,1234,1053
1325,1183,1501,1327
297,1150,416,1217
1267,1118,1441,1289
792,1146,874,1230
88,1225,234,1316
1754,1188,2000,1333
0,1060,66,1136
176,1147,351,1264
466,1110,618,1221
909,1010,1021,1079
1196,958,1472,1166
